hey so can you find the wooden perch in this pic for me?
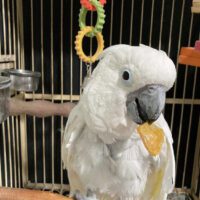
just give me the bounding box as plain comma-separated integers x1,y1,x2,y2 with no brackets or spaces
191,0,200,13
0,55,15,70
0,187,72,200
0,55,15,63
8,98,76,117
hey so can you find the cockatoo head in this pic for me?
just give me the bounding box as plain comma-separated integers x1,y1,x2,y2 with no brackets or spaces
81,45,176,144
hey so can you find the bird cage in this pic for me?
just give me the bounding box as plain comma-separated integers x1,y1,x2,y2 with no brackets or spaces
0,0,199,199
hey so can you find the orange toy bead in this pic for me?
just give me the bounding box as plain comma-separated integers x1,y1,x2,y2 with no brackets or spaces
80,0,106,11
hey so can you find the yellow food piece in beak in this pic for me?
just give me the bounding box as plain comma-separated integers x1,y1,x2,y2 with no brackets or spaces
137,123,164,156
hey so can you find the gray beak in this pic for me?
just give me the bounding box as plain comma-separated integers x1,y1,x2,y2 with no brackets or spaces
126,85,166,124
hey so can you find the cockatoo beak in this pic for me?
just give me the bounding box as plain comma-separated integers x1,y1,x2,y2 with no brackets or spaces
126,85,166,156
126,85,166,125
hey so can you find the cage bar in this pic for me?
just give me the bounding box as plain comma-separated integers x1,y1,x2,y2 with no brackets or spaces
60,0,64,193
11,116,17,187
70,0,73,102
129,0,134,45
109,0,113,46
7,118,13,187
119,0,124,44
169,0,185,175
15,116,21,188
9,0,17,187
181,13,195,187
149,0,155,46
2,122,8,187
167,0,175,56
30,0,37,186
158,0,164,50
139,0,144,44
11,0,21,188
2,0,7,54
50,0,55,189
40,0,46,187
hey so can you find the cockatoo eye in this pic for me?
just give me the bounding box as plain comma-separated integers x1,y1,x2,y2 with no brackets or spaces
120,68,133,86
122,71,130,80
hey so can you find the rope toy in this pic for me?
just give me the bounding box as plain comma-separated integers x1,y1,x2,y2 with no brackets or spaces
75,0,106,63
75,26,104,63
79,0,105,37
81,0,106,11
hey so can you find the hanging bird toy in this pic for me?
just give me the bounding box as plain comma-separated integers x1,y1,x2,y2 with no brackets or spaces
75,0,106,63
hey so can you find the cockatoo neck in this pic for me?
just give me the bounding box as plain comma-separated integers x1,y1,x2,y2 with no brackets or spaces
92,116,139,145
106,134,139,159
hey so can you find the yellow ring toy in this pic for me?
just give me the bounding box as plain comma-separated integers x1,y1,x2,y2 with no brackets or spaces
75,26,104,63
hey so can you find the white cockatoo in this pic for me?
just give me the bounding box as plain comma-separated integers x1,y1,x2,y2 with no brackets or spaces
62,45,176,200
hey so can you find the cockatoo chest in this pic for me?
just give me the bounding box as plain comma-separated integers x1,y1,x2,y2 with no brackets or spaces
69,127,155,196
